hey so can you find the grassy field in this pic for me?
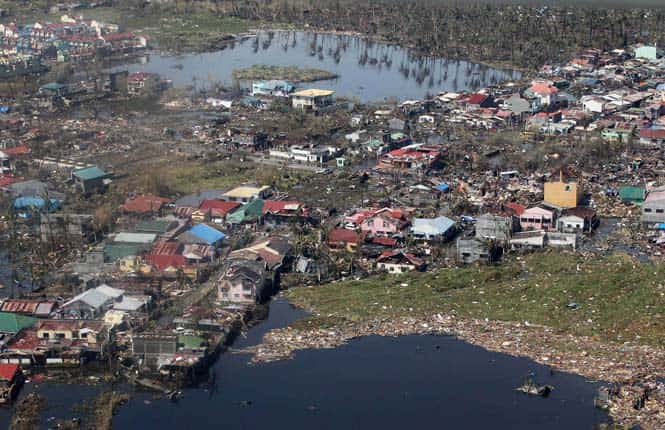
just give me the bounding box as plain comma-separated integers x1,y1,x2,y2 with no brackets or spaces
288,251,665,346
118,157,313,196
232,65,338,83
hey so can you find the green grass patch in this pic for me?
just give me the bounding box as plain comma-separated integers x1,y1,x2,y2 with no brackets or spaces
288,251,665,346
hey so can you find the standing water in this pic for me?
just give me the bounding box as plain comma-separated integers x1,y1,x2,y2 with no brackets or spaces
112,31,521,103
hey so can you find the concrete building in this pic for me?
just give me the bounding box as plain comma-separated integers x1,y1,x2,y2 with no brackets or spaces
475,213,516,241
291,89,335,110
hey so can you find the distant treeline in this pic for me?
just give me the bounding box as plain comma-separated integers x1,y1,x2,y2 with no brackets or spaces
147,0,665,69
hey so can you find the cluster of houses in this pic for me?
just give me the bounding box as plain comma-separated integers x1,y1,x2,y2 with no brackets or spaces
0,15,147,78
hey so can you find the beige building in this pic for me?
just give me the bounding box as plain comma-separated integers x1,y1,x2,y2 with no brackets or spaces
291,89,335,110
544,168,583,209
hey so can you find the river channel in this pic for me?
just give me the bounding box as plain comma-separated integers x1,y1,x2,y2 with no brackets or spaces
113,30,521,103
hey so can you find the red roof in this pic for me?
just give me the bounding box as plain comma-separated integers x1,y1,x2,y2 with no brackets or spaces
2,145,30,156
467,94,489,105
120,195,169,214
505,202,526,216
640,129,665,139
328,228,360,245
0,363,19,381
199,200,240,216
0,174,21,188
529,84,559,95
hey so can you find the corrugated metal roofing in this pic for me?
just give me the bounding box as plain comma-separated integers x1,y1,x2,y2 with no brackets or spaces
72,166,107,181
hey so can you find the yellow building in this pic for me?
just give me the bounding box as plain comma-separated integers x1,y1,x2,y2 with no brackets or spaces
543,168,583,209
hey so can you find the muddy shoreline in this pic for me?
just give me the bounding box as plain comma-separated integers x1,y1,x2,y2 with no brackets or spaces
244,307,665,429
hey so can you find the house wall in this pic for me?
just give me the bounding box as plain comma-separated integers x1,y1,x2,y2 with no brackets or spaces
642,199,665,225
544,181,582,209
377,262,414,274
361,216,399,236
476,215,513,241
557,216,584,233
218,279,257,304
37,327,100,345
520,210,555,231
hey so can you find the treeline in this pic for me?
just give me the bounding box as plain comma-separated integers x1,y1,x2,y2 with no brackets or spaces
134,0,665,69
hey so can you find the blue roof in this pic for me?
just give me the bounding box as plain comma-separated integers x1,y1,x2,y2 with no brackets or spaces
188,224,226,245
0,106,10,114
73,166,107,181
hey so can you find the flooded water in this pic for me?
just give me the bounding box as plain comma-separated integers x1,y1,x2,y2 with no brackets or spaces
0,298,608,429
112,31,521,102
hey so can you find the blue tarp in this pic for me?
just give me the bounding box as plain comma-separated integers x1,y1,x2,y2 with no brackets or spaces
187,224,226,245
656,223,665,230
13,197,61,211
0,106,10,114
436,183,450,192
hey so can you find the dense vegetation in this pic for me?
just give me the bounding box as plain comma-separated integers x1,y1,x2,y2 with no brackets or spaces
158,0,665,69
288,251,665,346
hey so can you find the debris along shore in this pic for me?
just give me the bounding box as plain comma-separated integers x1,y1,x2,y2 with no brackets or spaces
246,311,665,429
232,65,339,83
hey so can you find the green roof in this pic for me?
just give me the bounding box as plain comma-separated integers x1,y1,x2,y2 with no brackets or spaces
40,82,66,91
104,243,149,262
136,220,173,234
227,199,264,223
178,335,206,350
73,166,108,181
0,312,38,334
619,186,646,202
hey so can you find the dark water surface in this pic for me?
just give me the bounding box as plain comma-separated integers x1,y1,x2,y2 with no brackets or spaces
0,298,608,429
113,31,521,102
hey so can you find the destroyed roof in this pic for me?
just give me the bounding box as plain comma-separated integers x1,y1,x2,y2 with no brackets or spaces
377,250,424,266
262,200,303,215
120,194,169,213
199,199,240,215
36,319,104,332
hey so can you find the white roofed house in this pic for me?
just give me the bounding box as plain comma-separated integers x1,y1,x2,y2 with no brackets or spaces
60,284,124,319
410,216,456,242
